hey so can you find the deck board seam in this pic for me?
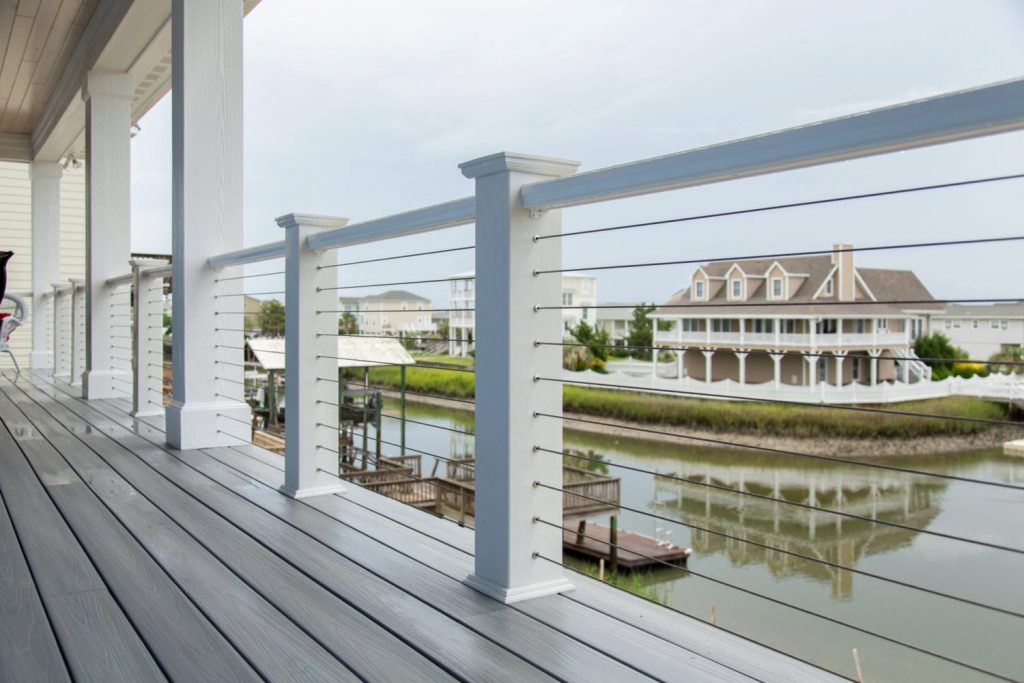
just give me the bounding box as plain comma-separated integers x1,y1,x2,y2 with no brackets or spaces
0,479,73,681
2,379,364,683
13,377,468,683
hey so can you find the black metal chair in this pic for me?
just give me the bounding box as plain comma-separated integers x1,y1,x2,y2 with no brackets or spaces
0,251,28,377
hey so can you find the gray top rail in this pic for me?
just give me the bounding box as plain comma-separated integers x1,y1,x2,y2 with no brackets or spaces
521,78,1024,210
208,240,286,270
306,196,475,251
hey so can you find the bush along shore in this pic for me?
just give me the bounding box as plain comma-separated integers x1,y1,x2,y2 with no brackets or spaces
367,365,1021,441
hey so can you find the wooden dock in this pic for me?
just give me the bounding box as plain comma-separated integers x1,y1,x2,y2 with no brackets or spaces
562,519,692,570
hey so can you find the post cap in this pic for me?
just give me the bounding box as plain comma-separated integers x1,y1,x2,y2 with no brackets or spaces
275,213,349,230
459,152,580,180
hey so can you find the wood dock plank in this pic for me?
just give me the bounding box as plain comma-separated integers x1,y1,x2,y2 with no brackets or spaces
11,378,455,683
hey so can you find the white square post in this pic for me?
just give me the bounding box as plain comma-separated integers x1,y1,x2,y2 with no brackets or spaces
277,213,348,499
51,284,72,378
30,162,62,369
166,0,251,449
133,260,168,417
460,152,579,603
69,279,85,389
81,71,134,399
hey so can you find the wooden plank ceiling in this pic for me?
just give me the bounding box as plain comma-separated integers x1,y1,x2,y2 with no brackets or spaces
0,0,100,135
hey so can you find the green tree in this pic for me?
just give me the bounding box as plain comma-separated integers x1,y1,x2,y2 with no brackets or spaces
260,299,286,337
914,332,967,380
626,303,656,359
569,319,611,361
339,311,358,335
989,345,1023,375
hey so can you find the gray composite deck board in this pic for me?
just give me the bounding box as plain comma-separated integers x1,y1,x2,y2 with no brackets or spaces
7,380,444,683
0,403,166,682
31,379,655,683
0,478,69,682
18,382,557,683
17,372,842,683
0,388,262,683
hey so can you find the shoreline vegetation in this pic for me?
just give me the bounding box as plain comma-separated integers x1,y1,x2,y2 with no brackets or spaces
367,362,1023,456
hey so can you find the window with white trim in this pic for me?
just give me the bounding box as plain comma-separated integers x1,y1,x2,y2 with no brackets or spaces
824,278,834,296
1001,320,1009,330
944,319,952,329
730,279,742,299
877,318,888,330
562,291,574,306
694,280,705,300
972,320,979,329
770,277,783,299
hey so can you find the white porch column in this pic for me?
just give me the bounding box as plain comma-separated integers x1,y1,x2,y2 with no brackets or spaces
806,354,817,389
774,318,780,347
81,71,133,398
30,163,62,369
739,318,745,346
278,213,349,499
869,349,881,386
461,152,579,603
132,261,168,417
736,351,748,385
676,319,684,379
770,353,783,388
650,341,657,380
167,0,250,449
705,317,712,345
703,349,713,383
836,317,843,348
69,279,85,388
834,352,846,387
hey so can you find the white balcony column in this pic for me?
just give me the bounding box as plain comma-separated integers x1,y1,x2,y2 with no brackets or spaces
80,71,133,398
869,349,882,386
872,320,878,347
650,340,658,380
703,349,714,383
705,317,712,345
739,318,745,346
806,354,817,389
461,152,579,603
167,0,250,449
774,318,781,347
676,349,685,380
810,318,817,350
836,317,843,348
69,279,85,389
770,353,783,388
736,351,748,385
29,163,62,369
132,260,167,417
52,284,72,378
834,352,846,387
278,213,349,499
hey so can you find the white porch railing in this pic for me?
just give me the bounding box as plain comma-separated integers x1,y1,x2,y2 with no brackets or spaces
655,329,909,349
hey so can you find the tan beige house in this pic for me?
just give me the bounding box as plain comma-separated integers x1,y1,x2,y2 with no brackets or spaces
358,289,434,336
651,243,942,388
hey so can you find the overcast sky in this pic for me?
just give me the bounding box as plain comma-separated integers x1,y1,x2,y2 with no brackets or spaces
129,0,1024,307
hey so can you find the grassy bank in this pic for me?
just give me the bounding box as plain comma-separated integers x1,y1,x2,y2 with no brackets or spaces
367,366,1017,439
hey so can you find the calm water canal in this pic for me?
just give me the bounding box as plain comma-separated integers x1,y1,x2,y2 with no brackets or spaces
372,399,1024,681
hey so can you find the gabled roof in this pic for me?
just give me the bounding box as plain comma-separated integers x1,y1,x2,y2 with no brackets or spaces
359,290,431,303
935,302,1024,318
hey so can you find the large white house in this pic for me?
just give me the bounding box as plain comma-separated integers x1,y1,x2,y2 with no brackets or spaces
925,303,1024,360
448,271,597,356
650,243,942,388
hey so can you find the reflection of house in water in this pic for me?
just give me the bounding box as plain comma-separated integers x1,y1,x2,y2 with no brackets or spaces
653,460,945,598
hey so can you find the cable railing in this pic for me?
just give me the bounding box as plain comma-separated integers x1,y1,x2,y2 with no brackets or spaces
39,78,1017,680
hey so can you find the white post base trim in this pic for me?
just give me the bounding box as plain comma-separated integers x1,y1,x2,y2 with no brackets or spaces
82,369,133,399
166,400,251,450
30,351,54,370
278,479,347,500
131,406,166,418
463,573,574,604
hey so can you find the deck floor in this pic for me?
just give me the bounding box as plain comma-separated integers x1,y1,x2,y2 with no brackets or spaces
0,371,837,682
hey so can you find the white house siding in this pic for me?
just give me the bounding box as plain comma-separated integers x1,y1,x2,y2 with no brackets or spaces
0,160,86,370
930,315,1024,360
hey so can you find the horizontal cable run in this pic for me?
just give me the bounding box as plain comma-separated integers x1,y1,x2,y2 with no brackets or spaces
378,412,474,436
536,376,1024,428
215,270,285,282
533,411,1024,491
349,429,474,468
543,447,1024,557
217,413,253,427
540,340,1024,368
316,355,475,374
214,394,249,404
213,329,263,334
213,291,285,298
321,275,474,291
216,361,248,369
314,464,475,529
539,235,1024,275
214,377,247,386
317,307,475,315
323,332,470,346
531,527,1014,682
535,297,1024,311
319,244,475,269
215,429,253,444
540,171,1024,241
341,379,475,406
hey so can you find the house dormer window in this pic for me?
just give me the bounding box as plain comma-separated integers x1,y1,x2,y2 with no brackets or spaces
825,278,834,296
694,280,705,300
770,277,783,299
730,279,743,300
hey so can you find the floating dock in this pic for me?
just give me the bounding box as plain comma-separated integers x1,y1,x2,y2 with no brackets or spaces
562,519,691,570
1005,439,1024,457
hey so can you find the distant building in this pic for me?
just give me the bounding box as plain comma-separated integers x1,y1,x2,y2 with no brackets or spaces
357,290,434,336
651,243,941,388
595,305,635,346
925,303,1024,360
448,271,598,356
